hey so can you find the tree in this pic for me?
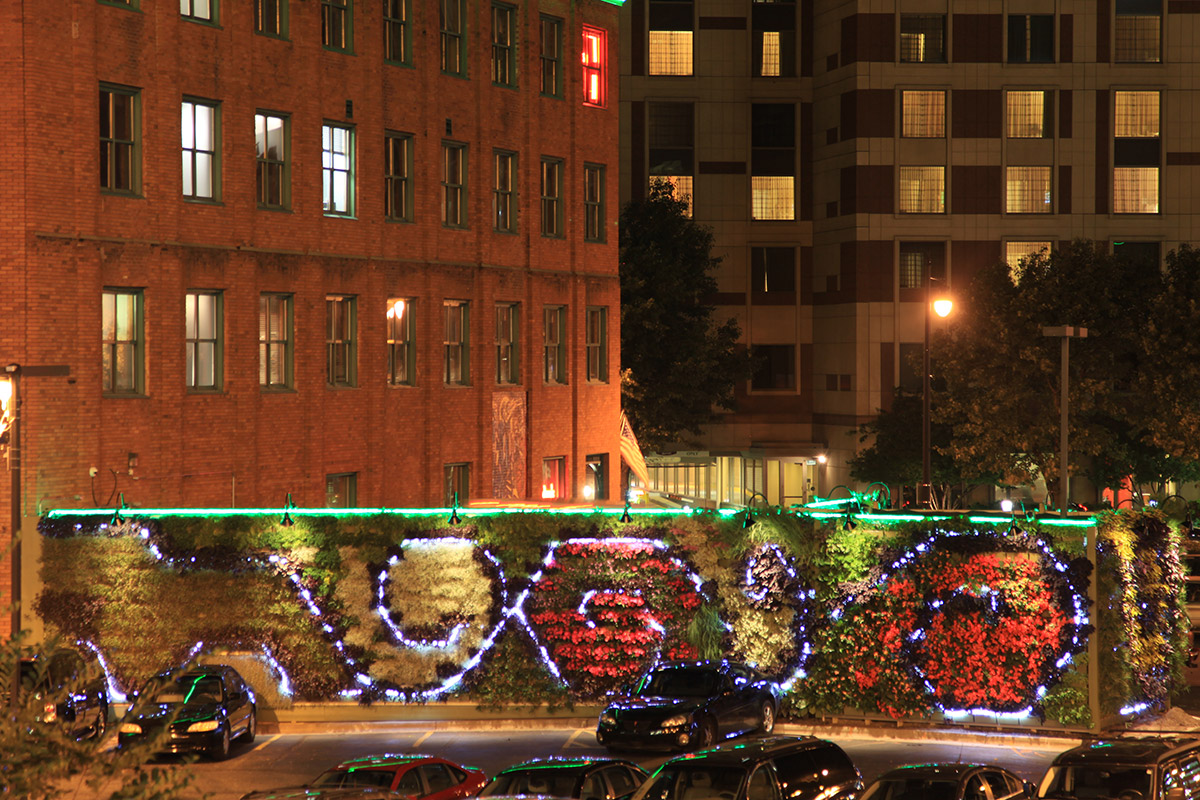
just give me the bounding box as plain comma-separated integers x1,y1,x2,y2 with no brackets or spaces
619,181,751,450
930,240,1200,502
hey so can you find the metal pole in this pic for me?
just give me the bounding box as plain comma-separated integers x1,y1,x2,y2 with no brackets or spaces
1060,336,1069,516
921,269,932,507
9,369,20,641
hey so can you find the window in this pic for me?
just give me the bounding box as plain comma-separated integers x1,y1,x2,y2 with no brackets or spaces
259,293,293,389
100,85,139,193
585,454,609,501
321,0,352,52
443,142,467,228
444,462,470,506
543,305,567,384
900,15,946,63
649,102,694,215
1114,168,1159,213
185,291,221,391
899,166,945,214
649,31,693,75
751,247,795,293
387,298,415,386
256,112,289,209
586,306,607,382
322,123,354,216
326,295,356,387
1006,167,1053,213
1008,14,1053,62
541,158,563,237
752,0,796,77
444,300,470,385
542,457,567,500
441,0,465,76
1114,240,1160,268
901,90,945,138
326,473,356,507
255,0,286,37
540,16,563,96
492,3,516,87
385,132,413,222
582,27,606,106
102,290,143,395
181,99,219,201
1006,91,1048,138
1116,0,1162,63
751,104,795,221
584,164,605,242
1115,90,1160,138
384,0,409,64
181,0,215,23
899,242,945,289
750,345,795,391
1005,241,1051,278
494,150,517,233
495,302,519,384
1114,90,1160,214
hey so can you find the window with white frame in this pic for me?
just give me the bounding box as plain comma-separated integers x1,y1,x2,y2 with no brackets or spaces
902,91,945,138
182,99,219,201
322,123,354,216
898,166,945,214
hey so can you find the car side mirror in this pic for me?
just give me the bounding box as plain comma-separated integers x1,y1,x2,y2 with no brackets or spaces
1024,781,1037,799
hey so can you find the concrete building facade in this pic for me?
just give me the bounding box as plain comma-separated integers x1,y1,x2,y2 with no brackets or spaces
620,0,1199,509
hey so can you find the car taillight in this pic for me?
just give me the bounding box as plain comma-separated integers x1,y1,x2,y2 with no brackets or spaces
42,702,57,723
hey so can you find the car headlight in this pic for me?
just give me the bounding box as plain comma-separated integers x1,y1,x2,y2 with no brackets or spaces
600,710,618,726
187,719,220,733
661,714,690,728
118,722,143,735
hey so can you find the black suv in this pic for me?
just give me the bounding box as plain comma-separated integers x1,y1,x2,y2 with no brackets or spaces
597,660,781,751
1038,737,1200,800
479,757,648,800
633,735,862,800
18,647,110,740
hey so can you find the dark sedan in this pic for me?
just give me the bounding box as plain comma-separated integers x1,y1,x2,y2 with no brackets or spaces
479,756,648,800
118,663,256,760
596,660,780,751
862,763,1033,800
18,647,110,740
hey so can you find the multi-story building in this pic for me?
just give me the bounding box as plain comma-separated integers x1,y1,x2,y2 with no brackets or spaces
0,0,625,638
620,0,1197,509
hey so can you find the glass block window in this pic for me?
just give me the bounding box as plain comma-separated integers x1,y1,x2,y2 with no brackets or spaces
901,90,945,138
1006,166,1053,213
898,166,945,214
1006,91,1047,138
387,297,415,386
1114,167,1159,214
648,31,693,75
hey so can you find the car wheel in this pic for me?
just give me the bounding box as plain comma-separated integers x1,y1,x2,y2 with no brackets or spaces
209,723,231,761
758,701,775,734
241,707,256,743
693,718,716,750
93,700,109,739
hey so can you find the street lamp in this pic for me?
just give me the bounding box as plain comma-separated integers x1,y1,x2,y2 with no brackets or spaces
1042,326,1088,515
920,284,953,508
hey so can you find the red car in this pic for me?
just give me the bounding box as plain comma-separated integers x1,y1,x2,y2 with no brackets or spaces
308,754,487,800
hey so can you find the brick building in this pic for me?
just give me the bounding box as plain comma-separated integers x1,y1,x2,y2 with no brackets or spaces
0,0,625,637
620,0,1200,509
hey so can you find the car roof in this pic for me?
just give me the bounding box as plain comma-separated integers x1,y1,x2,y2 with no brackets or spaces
650,660,755,673
153,664,231,679
659,735,835,768
498,757,642,773
873,764,999,781
329,754,460,771
1052,738,1200,766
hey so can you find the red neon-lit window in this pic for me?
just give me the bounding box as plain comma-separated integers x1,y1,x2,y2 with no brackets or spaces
582,27,606,107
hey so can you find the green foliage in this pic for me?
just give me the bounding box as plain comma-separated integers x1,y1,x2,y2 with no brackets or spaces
1042,654,1093,728
464,627,572,712
619,181,753,450
684,606,727,661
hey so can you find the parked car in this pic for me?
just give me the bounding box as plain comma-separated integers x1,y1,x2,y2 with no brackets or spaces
631,735,861,800
241,789,409,800
18,646,110,740
1038,736,1200,800
862,763,1033,800
596,660,780,751
117,663,256,760
307,753,487,799
479,757,649,800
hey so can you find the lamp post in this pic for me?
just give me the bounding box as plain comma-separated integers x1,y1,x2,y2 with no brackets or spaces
1042,326,1088,515
920,276,953,508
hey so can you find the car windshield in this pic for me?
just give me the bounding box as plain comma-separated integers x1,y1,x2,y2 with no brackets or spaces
1038,764,1154,799
639,668,720,698
635,765,746,800
313,769,397,789
481,767,582,798
861,778,958,800
145,675,223,705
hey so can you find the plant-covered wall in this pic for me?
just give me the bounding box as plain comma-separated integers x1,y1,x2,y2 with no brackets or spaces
34,507,1185,726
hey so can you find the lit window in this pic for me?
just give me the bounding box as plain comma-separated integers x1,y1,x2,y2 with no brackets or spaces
541,16,563,96
649,31,693,75
100,85,139,193
325,473,356,508
1115,91,1160,138
541,158,563,237
102,289,143,395
902,91,945,138
444,463,470,506
751,176,795,220
759,32,780,76
322,123,354,216
494,150,517,233
255,0,285,37
441,0,465,76
385,132,413,222
900,15,945,63
185,291,221,391
1005,241,1051,279
582,27,606,107
255,112,288,209
495,302,519,385
442,142,467,228
326,295,356,387
181,0,214,23
492,3,516,87
1116,12,1161,63
543,305,567,384
259,293,293,389
583,163,605,242
898,166,945,214
181,99,219,201
586,307,607,383
542,457,567,500
387,298,415,386
1006,167,1053,213
321,0,351,51
444,300,470,385
752,1,795,78
1006,91,1046,138
384,0,409,63
1114,167,1159,214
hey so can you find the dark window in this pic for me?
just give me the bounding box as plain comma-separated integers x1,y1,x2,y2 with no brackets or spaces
420,764,455,794
584,164,606,242
441,0,465,75
445,463,470,505
444,301,470,385
899,242,946,289
900,15,946,63
1008,14,1054,63
384,0,410,64
321,0,352,51
751,345,795,391
1113,240,1160,268
326,295,356,387
325,473,356,507
1116,0,1162,63
100,85,138,193
255,0,286,37
648,102,694,176
751,247,796,293
495,302,519,384
493,150,517,232
492,3,516,87
443,142,467,228
543,305,567,384
386,132,413,222
541,158,564,237
898,342,922,392
586,306,607,382
586,454,609,501
255,112,289,209
540,16,563,97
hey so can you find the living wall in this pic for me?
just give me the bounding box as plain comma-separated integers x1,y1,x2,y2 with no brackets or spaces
34,507,1185,726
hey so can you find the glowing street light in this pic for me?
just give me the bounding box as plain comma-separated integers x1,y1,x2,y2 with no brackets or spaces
920,282,954,508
